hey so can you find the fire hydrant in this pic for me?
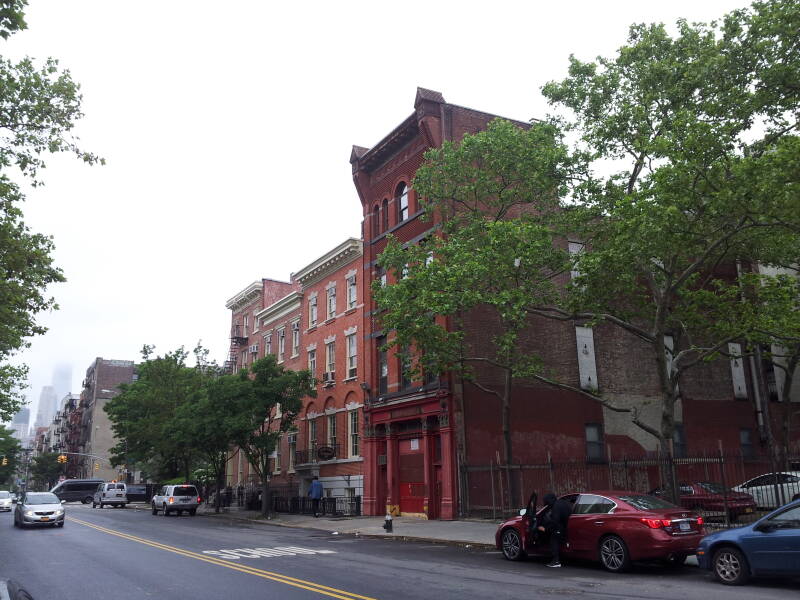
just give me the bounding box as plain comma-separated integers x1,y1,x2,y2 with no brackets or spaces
382,512,393,533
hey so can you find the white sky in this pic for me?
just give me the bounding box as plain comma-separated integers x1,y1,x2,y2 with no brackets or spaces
5,0,750,424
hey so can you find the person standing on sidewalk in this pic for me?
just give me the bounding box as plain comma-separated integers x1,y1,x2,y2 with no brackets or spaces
308,477,323,517
538,492,571,568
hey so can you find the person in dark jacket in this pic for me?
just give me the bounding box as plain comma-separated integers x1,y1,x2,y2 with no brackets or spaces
308,476,324,517
538,492,572,568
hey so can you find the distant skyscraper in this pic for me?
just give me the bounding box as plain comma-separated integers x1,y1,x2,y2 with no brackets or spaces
12,406,29,425
34,386,58,428
51,364,72,407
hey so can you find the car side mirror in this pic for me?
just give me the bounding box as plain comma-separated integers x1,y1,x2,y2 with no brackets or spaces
61,500,66,504
519,508,527,517
755,522,776,533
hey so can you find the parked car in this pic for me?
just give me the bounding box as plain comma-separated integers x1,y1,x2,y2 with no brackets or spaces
92,482,128,508
732,472,800,508
13,492,65,528
125,484,148,502
0,490,12,512
49,478,104,504
650,482,757,521
496,491,705,572
151,484,200,516
697,499,800,585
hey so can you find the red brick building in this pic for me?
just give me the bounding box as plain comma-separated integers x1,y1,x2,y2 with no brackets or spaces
350,88,797,520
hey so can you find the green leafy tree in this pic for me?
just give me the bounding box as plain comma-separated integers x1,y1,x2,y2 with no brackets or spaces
535,0,800,470
29,452,60,491
229,356,315,517
0,0,102,419
105,346,204,482
0,424,21,486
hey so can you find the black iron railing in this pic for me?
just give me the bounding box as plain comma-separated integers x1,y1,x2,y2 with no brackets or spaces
271,495,361,517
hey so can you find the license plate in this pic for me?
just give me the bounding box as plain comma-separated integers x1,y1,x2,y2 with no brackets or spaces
40,517,49,521
745,508,753,513
679,522,690,531
116,494,122,497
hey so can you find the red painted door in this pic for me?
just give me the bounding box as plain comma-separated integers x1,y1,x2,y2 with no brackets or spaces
399,452,425,514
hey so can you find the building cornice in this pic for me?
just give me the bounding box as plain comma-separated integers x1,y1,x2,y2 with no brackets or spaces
225,281,262,311
292,239,363,287
255,291,302,327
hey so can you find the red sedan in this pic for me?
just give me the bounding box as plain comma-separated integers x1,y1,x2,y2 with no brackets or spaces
495,491,706,572
651,482,757,521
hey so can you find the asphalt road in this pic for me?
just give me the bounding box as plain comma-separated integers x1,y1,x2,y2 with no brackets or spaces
0,503,796,600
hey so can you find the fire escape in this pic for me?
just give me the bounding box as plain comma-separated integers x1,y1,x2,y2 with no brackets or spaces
224,323,249,373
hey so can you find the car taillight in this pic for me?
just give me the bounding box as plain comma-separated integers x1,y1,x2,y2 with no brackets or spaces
696,516,704,526
169,497,174,504
197,497,202,504
641,518,671,528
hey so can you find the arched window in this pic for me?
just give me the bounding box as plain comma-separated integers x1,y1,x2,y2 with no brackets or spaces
372,204,379,237
381,198,389,232
396,182,409,222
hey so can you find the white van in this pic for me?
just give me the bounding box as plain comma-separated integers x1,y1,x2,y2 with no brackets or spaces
92,482,128,508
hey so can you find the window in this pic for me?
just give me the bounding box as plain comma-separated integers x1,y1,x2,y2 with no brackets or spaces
265,333,272,355
243,315,249,335
381,198,388,232
673,424,687,458
396,182,409,222
377,336,388,395
327,414,337,448
308,418,318,452
398,349,412,390
740,428,755,459
585,423,605,462
376,266,387,287
347,275,357,309
291,321,300,357
277,328,285,362
372,204,379,237
349,410,359,457
309,295,318,328
240,350,247,371
346,333,357,379
573,494,615,514
274,435,282,473
325,341,336,380
308,349,316,377
568,241,585,279
288,433,296,472
327,285,336,319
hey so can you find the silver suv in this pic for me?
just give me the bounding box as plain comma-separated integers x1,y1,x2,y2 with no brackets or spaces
151,484,200,516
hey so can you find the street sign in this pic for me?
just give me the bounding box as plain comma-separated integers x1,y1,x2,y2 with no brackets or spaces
316,446,335,461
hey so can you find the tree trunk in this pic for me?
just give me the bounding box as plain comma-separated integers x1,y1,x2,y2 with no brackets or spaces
501,368,517,509
214,470,223,514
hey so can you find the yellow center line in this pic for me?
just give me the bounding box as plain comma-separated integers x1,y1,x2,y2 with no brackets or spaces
68,516,378,600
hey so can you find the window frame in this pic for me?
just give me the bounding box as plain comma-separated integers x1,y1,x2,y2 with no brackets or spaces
585,423,605,463
291,321,300,357
346,332,357,379
309,295,318,328
396,182,409,222
349,410,359,458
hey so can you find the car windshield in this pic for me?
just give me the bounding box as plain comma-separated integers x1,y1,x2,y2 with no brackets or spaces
698,482,729,494
0,491,10,498
173,487,196,496
25,493,60,505
618,494,677,510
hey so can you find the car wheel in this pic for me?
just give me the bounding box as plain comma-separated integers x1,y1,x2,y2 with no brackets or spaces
121,504,126,508
163,506,170,516
599,535,631,573
13,515,18,527
189,508,197,516
151,503,158,515
82,496,92,504
57,522,64,528
99,503,104,509
92,501,97,508
664,553,687,567
712,546,750,585
500,528,526,561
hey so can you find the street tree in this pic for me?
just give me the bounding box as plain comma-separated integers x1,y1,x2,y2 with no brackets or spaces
0,424,21,486
29,452,60,491
535,0,800,465
229,356,315,517
105,346,204,482
0,0,103,420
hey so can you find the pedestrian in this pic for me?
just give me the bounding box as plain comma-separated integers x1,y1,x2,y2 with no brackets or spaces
308,476,323,517
538,492,572,568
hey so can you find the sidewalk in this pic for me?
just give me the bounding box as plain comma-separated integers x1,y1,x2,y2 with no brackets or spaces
196,503,499,547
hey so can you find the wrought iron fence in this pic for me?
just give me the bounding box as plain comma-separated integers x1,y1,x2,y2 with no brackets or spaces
461,451,800,529
271,494,361,517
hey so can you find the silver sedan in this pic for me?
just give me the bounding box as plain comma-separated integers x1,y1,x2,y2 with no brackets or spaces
13,492,65,528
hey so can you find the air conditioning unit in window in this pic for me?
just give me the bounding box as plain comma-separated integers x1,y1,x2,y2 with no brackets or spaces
348,367,357,379
249,344,259,354
322,372,335,386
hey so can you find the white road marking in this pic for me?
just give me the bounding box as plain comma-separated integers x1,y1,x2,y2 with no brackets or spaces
202,546,337,560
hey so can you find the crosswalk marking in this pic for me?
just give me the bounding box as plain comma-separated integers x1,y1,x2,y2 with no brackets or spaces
203,546,337,560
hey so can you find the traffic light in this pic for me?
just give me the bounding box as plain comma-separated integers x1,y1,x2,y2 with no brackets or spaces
1,456,7,466
94,462,99,471
57,454,67,464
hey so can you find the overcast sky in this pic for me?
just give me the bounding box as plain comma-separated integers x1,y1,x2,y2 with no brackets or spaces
5,0,750,425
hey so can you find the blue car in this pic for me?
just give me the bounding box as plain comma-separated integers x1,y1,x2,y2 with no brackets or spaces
696,499,800,585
